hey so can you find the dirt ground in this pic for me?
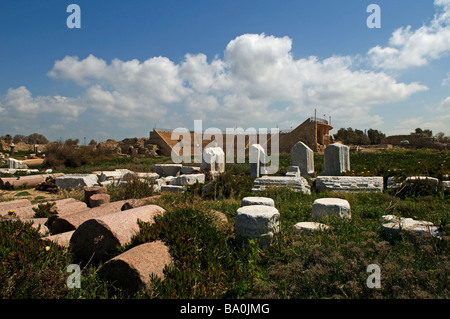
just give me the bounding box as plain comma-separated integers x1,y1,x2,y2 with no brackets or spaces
0,188,71,203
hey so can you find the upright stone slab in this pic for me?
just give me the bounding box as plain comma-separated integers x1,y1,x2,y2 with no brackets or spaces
69,204,165,263
235,205,280,249
200,147,225,174
291,142,315,177
250,144,267,179
98,241,172,293
323,143,350,176
312,198,351,220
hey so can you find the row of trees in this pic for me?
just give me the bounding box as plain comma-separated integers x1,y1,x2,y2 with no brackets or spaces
0,134,101,147
0,133,49,145
334,127,449,145
333,128,386,145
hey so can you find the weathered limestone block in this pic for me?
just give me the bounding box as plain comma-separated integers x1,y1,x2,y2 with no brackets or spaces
69,204,165,263
252,176,311,194
323,143,350,176
200,147,225,173
404,176,439,193
381,217,442,240
286,166,300,178
315,176,384,192
151,164,182,177
160,185,187,193
387,176,403,189
293,222,330,235
55,174,99,190
0,199,32,216
171,173,205,186
41,230,75,247
235,205,280,248
135,172,159,180
7,158,22,169
241,197,275,207
84,186,107,207
250,144,267,179
181,166,201,175
89,193,110,208
99,241,172,293
291,142,315,177
312,198,351,220
442,180,450,191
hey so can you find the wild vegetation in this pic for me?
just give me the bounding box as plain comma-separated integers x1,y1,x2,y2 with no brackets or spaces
0,149,449,299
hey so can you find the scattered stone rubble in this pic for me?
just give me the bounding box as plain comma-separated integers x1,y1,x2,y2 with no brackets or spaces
0,141,446,294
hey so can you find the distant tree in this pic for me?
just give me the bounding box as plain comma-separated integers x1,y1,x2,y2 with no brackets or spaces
412,128,432,138
13,134,27,143
435,132,449,143
2,134,13,144
64,138,80,146
367,129,386,145
27,133,49,144
333,128,370,145
89,139,97,147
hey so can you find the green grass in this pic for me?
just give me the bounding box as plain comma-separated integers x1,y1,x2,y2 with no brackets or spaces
0,149,449,299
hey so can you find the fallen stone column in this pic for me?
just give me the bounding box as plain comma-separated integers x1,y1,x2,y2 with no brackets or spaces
69,204,165,263
51,199,134,234
41,230,75,248
84,186,107,207
98,241,172,293
89,193,110,208
0,199,32,216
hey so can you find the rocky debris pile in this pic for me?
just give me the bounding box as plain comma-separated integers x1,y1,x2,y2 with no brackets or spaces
380,215,443,240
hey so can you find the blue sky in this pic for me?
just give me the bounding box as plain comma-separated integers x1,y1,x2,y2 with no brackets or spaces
0,0,449,142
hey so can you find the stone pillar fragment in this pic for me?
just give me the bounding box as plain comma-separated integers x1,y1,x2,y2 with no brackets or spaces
291,141,315,177
323,143,350,176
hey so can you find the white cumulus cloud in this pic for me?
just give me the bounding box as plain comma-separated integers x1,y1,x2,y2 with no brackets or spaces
368,0,450,70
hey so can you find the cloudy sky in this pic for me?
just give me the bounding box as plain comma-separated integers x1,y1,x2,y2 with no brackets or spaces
0,0,449,142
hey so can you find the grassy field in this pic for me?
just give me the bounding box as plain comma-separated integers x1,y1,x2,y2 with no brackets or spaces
0,149,449,299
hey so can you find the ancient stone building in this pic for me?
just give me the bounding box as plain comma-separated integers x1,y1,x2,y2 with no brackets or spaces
148,116,333,156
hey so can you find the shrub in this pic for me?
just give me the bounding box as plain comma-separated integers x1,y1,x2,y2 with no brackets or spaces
108,176,155,201
43,142,114,170
0,220,70,298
